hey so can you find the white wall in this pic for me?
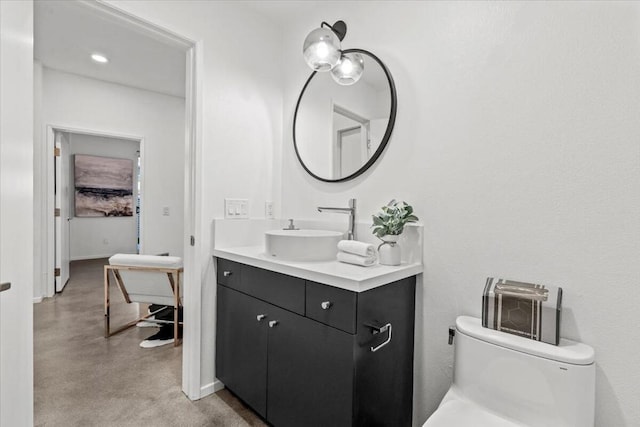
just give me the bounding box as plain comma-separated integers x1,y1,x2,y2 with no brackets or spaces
103,0,283,397
41,68,185,263
65,133,140,260
279,2,640,426
0,0,34,424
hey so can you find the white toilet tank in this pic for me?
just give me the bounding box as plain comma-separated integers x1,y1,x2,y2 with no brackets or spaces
450,316,595,427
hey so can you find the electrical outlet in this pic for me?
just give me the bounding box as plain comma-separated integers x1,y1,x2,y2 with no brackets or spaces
162,206,170,216
103,238,109,245
224,198,249,219
265,201,274,219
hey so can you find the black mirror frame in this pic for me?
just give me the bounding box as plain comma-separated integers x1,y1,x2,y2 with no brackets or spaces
293,48,397,183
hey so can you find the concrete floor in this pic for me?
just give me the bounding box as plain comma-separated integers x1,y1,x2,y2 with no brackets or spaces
34,258,267,427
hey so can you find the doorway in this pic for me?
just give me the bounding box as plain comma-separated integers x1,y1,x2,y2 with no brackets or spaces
52,129,142,294
332,105,370,178
34,0,202,405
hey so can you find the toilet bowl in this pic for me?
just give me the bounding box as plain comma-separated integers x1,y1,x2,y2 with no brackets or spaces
424,316,595,427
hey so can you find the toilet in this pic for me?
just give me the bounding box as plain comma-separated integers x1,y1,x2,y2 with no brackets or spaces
424,316,595,427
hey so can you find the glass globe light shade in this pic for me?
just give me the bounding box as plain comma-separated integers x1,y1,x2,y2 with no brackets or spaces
331,53,364,85
302,27,342,72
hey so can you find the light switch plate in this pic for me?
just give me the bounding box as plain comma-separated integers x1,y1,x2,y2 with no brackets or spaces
224,198,249,219
265,201,274,219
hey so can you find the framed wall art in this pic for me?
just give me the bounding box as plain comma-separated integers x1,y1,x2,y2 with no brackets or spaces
74,154,134,217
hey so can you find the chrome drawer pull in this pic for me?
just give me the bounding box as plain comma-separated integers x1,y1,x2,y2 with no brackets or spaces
269,320,279,328
256,314,266,322
321,301,332,310
370,323,392,352
223,271,232,277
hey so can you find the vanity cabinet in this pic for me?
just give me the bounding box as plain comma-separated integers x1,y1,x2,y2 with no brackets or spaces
215,257,416,427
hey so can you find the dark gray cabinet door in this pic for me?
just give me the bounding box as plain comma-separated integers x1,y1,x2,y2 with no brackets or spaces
216,285,270,417
267,304,354,427
354,277,415,427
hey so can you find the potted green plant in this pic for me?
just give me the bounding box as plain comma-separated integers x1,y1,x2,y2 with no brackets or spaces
371,200,419,265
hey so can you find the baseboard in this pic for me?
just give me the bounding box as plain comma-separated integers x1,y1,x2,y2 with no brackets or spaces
70,254,114,261
33,296,43,303
200,380,224,399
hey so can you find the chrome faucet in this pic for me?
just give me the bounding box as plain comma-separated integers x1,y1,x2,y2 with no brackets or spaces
317,198,356,240
283,219,299,230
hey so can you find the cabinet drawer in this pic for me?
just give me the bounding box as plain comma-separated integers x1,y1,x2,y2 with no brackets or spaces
306,281,357,334
217,258,242,288
242,264,305,315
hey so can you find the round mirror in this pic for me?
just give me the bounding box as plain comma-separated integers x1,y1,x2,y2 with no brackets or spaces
293,49,397,182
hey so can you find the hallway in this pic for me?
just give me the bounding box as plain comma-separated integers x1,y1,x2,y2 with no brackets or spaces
34,258,265,426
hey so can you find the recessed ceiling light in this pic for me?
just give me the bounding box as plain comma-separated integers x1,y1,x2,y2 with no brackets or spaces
91,53,109,64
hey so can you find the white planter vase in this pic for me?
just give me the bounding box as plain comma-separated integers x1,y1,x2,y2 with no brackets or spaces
378,234,401,266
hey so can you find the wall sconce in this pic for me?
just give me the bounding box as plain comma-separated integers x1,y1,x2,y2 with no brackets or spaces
302,20,363,85
331,52,364,85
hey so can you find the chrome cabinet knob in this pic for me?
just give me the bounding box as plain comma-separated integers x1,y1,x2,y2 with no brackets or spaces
223,271,232,277
268,320,279,328
256,314,266,322
321,301,332,310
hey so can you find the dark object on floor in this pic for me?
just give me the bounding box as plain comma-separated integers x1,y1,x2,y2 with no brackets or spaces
149,304,183,322
140,324,183,348
140,326,174,348
146,326,174,341
141,305,183,348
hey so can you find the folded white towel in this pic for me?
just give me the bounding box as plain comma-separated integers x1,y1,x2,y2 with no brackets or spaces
337,251,377,267
337,240,376,257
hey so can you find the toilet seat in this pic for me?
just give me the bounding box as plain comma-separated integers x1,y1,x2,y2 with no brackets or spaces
423,399,523,427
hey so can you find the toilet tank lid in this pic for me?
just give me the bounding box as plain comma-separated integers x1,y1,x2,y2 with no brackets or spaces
456,316,595,365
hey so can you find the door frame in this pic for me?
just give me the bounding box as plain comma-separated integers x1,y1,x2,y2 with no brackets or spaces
331,103,370,179
45,125,144,298
35,0,204,401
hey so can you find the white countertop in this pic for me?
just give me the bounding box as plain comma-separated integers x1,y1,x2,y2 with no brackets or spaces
213,246,423,293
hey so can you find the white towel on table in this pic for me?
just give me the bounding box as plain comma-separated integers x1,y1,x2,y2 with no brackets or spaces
337,251,376,267
337,240,376,257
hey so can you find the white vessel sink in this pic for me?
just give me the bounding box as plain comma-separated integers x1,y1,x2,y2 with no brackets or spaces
265,229,343,262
